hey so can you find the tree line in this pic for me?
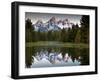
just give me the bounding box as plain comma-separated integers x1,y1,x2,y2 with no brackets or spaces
26,15,89,44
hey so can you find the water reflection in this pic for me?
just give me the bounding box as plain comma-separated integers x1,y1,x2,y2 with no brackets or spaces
25,47,89,68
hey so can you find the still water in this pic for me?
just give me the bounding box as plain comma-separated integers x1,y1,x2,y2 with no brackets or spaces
26,47,89,68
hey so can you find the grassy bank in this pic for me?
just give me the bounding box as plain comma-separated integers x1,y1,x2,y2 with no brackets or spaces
26,41,89,48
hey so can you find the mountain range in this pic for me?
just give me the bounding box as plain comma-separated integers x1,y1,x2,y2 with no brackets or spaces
32,17,74,32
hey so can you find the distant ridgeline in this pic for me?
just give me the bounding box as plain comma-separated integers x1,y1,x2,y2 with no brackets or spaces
25,15,89,44
33,17,73,32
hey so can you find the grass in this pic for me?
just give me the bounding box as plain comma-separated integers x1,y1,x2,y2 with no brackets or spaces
26,41,89,48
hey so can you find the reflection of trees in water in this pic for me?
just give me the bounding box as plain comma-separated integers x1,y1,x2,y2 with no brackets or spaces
26,47,33,68
67,48,81,63
66,48,89,65
80,48,89,65
25,47,89,68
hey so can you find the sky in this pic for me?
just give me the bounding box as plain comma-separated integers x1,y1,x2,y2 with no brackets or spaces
25,12,82,25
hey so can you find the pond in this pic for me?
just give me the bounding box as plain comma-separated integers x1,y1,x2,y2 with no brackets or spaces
25,47,89,68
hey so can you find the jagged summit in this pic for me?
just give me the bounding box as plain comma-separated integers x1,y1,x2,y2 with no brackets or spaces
33,17,73,32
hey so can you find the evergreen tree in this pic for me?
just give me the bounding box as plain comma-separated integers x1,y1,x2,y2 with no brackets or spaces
61,28,67,42
80,15,89,43
25,19,33,42
67,25,76,42
75,30,81,43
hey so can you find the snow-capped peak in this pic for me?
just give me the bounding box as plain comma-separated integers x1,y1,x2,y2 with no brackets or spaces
33,17,73,32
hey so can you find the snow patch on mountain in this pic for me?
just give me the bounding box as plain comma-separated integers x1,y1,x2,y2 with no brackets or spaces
33,17,74,32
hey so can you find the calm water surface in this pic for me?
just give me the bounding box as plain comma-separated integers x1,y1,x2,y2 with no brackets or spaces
26,47,89,68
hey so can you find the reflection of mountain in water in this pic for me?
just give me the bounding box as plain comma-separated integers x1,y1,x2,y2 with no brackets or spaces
31,49,81,68
26,47,89,68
